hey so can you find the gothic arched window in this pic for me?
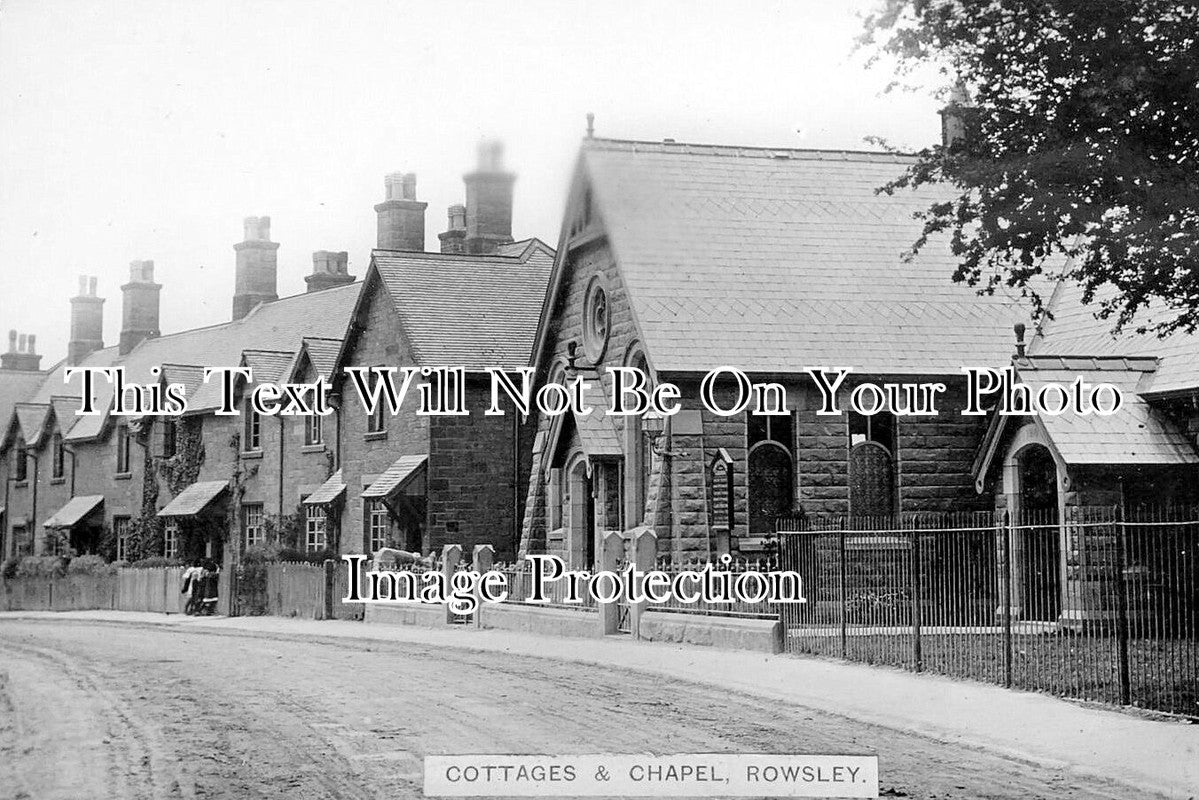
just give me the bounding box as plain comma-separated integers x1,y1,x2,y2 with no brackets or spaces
848,409,896,517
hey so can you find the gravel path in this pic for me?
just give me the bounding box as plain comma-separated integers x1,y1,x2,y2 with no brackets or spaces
0,618,1145,799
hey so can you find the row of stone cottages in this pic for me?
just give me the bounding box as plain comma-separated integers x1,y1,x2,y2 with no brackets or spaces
2,125,1198,619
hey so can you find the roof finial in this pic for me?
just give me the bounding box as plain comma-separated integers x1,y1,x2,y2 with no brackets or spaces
585,112,595,139
1013,322,1027,358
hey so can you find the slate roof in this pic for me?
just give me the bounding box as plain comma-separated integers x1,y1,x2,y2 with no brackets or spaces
298,337,342,381
43,495,104,529
371,245,554,371
362,455,427,499
302,469,346,505
157,480,229,517
1033,280,1199,397
241,349,297,384
64,283,360,436
0,369,47,442
13,403,52,447
1020,367,1198,465
578,138,1032,375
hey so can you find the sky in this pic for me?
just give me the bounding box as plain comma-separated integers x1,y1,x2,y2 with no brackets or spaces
0,0,944,364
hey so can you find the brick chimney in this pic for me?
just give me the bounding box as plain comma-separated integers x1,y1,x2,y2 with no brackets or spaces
463,140,515,255
939,82,977,152
305,250,355,293
1,330,42,371
232,216,279,320
68,275,104,365
119,260,162,355
375,172,426,251
438,204,467,254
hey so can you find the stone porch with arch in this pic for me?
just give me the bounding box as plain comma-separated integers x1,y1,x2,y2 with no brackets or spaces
973,356,1199,630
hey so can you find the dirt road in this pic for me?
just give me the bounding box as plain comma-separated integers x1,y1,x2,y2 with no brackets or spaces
0,618,1143,800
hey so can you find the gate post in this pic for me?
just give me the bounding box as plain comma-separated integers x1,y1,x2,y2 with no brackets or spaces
599,531,623,636
629,527,657,640
323,559,335,619
472,544,495,629
442,544,462,625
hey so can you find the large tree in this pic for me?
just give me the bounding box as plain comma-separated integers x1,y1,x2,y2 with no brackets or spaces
862,1,1199,335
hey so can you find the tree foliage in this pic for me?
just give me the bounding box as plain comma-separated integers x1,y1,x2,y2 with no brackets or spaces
862,1,1199,335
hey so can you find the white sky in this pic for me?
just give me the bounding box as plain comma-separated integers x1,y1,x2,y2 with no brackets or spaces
0,0,943,364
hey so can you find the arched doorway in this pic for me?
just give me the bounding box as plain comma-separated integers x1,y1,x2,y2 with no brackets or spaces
564,453,595,569
1016,443,1061,621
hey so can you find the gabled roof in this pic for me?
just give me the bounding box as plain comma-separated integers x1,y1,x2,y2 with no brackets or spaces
297,337,342,381
972,362,1199,484
0,369,47,443
365,245,554,371
1034,281,1199,397
241,349,296,384
562,137,1032,375
13,403,52,448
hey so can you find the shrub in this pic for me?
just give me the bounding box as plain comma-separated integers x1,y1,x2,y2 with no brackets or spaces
67,554,115,575
277,547,335,564
129,556,183,569
1,557,18,580
15,555,68,578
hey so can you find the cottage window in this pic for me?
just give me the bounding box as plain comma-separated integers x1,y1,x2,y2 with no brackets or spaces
305,506,328,552
114,517,131,562
367,370,386,434
366,500,389,553
305,399,322,446
242,503,265,549
243,400,261,451
161,417,177,457
51,432,65,479
14,437,28,481
163,520,180,559
115,423,131,474
848,409,897,517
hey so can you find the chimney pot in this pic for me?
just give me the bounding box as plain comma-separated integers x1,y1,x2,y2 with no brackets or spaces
7,329,16,352
18,333,26,352
27,334,35,354
77,275,87,295
88,276,97,296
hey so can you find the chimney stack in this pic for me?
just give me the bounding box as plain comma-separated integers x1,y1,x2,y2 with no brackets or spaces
438,204,467,254
463,140,515,255
375,172,427,251
1,329,42,371
305,250,355,293
119,260,162,355
68,275,105,366
939,82,977,152
232,216,279,320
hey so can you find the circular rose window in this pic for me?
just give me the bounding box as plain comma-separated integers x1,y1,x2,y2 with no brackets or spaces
582,277,610,361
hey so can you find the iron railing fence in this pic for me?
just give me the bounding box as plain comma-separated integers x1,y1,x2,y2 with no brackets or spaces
647,557,781,620
776,506,1199,718
492,561,599,611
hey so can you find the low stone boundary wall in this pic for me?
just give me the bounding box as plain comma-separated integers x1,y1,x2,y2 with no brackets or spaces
639,612,782,653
